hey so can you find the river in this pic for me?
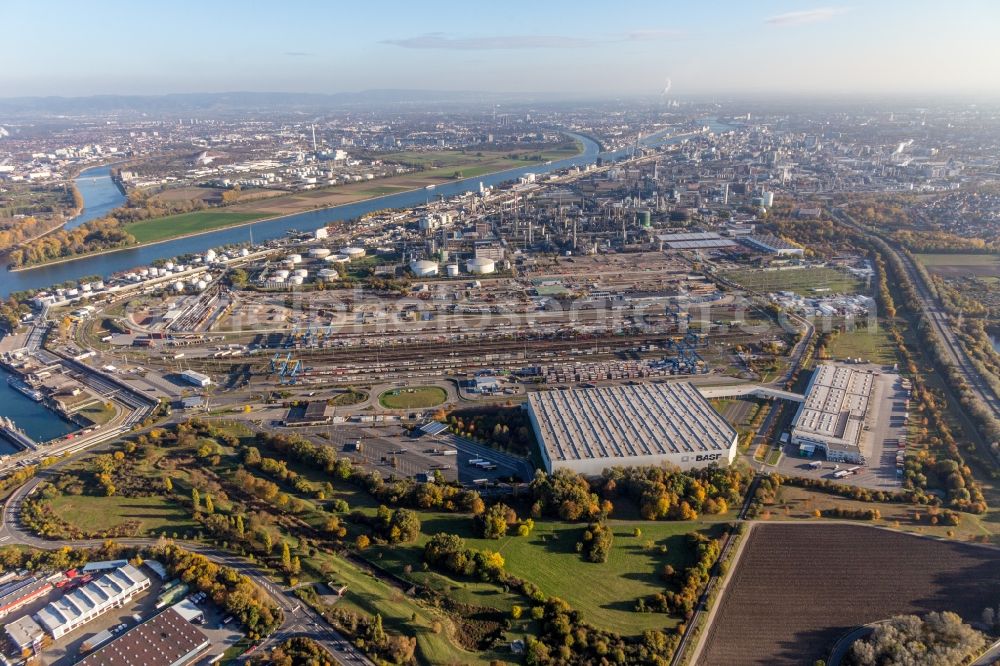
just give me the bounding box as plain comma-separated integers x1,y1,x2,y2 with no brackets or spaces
66,165,127,230
0,120,735,298
0,367,77,449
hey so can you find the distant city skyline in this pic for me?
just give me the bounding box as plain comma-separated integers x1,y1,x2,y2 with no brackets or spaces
3,0,1000,98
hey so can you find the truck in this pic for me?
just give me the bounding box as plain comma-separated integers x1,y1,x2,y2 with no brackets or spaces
806,460,823,469
346,441,363,452
832,469,851,479
467,458,485,466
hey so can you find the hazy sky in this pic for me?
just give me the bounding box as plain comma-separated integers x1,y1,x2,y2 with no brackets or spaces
3,0,999,98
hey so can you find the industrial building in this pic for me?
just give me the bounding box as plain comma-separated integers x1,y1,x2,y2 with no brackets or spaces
179,370,211,387
526,382,738,475
283,400,331,426
739,234,804,256
656,231,737,251
35,564,149,639
0,577,54,619
76,607,210,666
790,363,874,463
4,614,45,653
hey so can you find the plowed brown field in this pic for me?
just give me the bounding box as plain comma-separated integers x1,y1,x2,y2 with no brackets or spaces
698,523,1000,665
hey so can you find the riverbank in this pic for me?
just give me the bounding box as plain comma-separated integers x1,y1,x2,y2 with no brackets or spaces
11,144,584,273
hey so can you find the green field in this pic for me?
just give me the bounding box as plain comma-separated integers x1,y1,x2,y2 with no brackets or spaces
378,386,447,409
721,266,864,295
47,494,197,534
75,401,117,426
823,325,899,365
329,389,367,406
370,513,728,636
306,552,510,665
127,210,264,243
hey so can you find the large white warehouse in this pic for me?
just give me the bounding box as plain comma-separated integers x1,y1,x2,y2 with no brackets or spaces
527,383,738,476
790,363,874,463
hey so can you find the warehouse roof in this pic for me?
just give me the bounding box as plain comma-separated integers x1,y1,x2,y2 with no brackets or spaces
527,383,736,464
76,608,210,666
791,364,873,453
35,565,147,634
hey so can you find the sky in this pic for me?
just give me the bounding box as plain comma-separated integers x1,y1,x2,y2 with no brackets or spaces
3,0,1000,98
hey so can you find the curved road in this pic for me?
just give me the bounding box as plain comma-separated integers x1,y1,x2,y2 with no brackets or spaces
0,468,372,665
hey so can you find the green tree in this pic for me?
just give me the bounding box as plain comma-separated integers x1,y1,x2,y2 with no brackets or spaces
164,477,173,494
204,494,214,515
191,487,201,513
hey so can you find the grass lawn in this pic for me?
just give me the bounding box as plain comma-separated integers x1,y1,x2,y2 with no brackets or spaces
370,513,729,636
330,390,367,406
127,211,263,243
47,494,196,535
378,386,447,410
822,325,899,365
75,401,117,426
305,552,510,665
721,266,864,295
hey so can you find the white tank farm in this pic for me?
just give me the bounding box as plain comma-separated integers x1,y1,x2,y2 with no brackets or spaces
466,257,496,274
409,259,439,277
308,248,332,259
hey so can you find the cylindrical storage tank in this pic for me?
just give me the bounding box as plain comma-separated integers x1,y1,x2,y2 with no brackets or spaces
173,281,185,293
287,254,302,264
240,248,250,257
446,264,460,277
308,248,331,259
164,261,174,270
639,209,651,227
318,268,339,279
275,269,291,279
340,246,365,260
466,257,496,275
289,276,304,285
293,269,308,278
440,249,449,263
139,268,150,277
409,260,438,277
326,254,350,264
197,280,208,290
271,275,286,284
205,249,217,262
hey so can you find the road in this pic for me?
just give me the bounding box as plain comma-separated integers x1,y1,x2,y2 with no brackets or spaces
0,454,373,665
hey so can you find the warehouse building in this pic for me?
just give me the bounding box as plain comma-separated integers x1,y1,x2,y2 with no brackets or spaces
179,370,211,387
790,363,873,463
739,234,804,256
526,383,738,476
35,564,149,639
76,607,210,666
0,577,54,619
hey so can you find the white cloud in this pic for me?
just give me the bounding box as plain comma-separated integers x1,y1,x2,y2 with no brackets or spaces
382,30,683,51
765,7,849,27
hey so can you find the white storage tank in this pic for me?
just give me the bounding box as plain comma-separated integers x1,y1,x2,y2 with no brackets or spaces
325,254,350,264
275,269,291,279
205,249,217,262
197,280,208,291
308,248,332,259
139,268,150,277
173,281,185,293
318,268,340,279
340,246,366,260
164,261,174,270
293,269,308,278
446,264,460,277
240,248,250,257
409,259,439,277
287,254,302,264
289,275,304,285
466,257,496,275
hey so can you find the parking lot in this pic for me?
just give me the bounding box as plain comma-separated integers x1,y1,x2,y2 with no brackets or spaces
769,366,908,491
